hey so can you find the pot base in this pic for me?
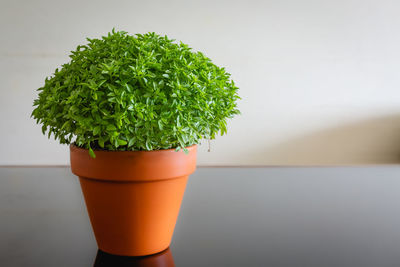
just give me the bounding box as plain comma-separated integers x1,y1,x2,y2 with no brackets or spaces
93,247,175,266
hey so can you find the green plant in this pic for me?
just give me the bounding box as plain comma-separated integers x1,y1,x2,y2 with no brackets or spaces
32,30,240,157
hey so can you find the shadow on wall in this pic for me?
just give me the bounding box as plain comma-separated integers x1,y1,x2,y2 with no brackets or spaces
244,113,400,166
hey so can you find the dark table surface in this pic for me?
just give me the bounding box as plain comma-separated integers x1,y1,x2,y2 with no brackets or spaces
2,166,400,267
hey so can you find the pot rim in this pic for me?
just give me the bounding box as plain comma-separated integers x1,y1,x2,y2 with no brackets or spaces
70,143,197,181
70,143,197,153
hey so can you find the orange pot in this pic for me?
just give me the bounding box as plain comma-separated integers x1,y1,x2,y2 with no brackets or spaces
70,144,197,256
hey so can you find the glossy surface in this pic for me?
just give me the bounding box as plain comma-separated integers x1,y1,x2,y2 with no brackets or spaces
2,166,400,266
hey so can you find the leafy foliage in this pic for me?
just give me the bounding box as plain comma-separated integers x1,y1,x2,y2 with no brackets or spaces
32,30,240,155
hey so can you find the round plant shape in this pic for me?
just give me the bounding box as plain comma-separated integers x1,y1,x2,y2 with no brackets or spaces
32,30,240,156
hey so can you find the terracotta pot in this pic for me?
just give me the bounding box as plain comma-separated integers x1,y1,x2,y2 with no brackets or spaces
70,144,197,256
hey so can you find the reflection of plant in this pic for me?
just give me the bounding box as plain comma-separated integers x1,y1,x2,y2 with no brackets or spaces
32,30,240,157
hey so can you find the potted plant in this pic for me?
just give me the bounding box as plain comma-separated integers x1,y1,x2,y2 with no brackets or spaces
31,29,240,256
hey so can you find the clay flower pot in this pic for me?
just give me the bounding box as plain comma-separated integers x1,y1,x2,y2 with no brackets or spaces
70,144,197,256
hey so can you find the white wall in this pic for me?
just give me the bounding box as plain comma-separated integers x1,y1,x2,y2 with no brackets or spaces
1,0,400,166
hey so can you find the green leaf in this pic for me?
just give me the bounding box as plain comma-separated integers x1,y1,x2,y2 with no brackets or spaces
117,139,127,146
93,126,101,135
106,125,117,131
89,147,96,158
158,120,163,130
98,138,105,148
145,139,152,150
128,137,135,147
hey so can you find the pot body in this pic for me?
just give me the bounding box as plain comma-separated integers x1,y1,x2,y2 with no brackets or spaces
70,144,197,256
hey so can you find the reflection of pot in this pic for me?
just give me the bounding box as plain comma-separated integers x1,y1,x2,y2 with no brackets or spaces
71,144,197,256
93,247,175,267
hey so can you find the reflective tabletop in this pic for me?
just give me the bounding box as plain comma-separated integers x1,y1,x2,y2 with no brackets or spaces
1,166,400,267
